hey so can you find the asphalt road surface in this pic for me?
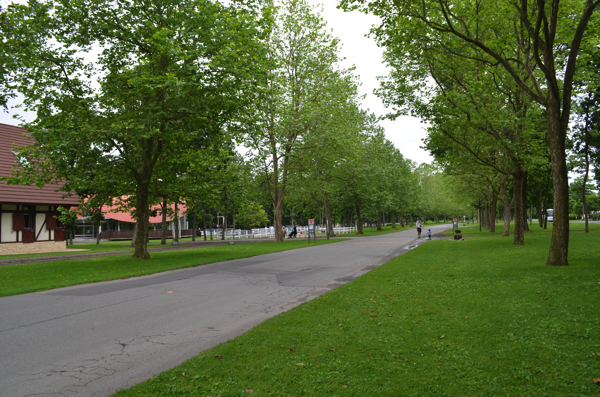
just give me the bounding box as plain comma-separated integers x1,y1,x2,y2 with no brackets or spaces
0,224,451,397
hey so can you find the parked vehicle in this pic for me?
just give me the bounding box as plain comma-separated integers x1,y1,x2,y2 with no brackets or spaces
547,209,554,222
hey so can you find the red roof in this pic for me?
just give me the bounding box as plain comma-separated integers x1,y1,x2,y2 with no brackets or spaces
99,201,188,224
0,123,80,205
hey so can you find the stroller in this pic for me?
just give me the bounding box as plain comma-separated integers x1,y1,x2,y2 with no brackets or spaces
288,225,297,239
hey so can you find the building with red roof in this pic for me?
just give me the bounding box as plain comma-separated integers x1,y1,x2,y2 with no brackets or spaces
76,199,192,240
0,123,79,246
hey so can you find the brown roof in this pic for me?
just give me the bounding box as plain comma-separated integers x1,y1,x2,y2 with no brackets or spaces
0,122,79,205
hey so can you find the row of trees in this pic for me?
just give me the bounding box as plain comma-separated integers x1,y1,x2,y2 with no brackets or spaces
1,0,468,258
340,0,600,266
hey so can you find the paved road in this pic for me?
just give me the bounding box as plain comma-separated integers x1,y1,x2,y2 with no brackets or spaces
0,225,450,397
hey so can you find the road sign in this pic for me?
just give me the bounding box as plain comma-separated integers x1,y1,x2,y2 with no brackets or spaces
308,219,316,243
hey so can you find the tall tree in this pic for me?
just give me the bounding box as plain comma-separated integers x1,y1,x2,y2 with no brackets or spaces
2,0,268,258
243,0,343,242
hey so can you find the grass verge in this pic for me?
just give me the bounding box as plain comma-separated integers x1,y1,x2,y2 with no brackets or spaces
0,237,208,260
0,238,345,297
113,224,600,396
448,220,600,236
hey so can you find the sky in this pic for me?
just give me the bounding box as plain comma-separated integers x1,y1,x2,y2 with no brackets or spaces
0,0,433,166
307,1,432,166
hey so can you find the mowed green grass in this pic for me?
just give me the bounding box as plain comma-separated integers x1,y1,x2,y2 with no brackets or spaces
451,219,599,238
0,237,203,260
0,239,345,297
113,224,600,396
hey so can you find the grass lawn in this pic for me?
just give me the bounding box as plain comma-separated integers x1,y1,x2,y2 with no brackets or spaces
113,223,600,396
0,237,210,260
449,219,599,236
0,238,345,297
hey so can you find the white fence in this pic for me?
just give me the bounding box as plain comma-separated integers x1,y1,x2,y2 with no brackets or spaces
202,226,358,240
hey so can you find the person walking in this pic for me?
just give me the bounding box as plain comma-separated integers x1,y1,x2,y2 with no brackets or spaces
427,229,432,240
416,218,423,239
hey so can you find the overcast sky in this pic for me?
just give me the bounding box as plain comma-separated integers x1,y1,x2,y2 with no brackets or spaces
0,0,432,166
308,1,432,166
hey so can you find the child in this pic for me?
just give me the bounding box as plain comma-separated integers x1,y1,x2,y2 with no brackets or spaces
427,229,431,240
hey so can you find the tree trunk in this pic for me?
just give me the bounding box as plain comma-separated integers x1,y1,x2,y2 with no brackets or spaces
391,210,396,228
482,200,490,230
355,203,363,234
323,192,336,237
95,224,100,244
132,183,151,259
174,202,179,244
273,198,285,241
537,188,544,228
512,169,525,246
500,174,512,237
376,216,382,231
202,203,207,241
399,212,405,227
546,92,570,266
488,189,498,233
522,172,530,232
161,199,167,245
232,210,236,239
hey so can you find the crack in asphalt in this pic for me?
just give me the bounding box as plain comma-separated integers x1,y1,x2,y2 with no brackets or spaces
22,334,174,396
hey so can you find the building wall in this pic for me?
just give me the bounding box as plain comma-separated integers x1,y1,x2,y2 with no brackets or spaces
35,213,53,241
1,203,63,243
1,212,17,242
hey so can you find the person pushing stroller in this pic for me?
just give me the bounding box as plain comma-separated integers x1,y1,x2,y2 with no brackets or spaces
288,224,297,239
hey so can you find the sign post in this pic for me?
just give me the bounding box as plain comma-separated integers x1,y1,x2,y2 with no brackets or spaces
308,219,316,243
453,218,458,230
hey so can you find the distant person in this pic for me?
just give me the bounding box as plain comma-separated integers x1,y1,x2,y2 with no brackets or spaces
289,224,297,239
416,218,422,239
427,229,432,240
